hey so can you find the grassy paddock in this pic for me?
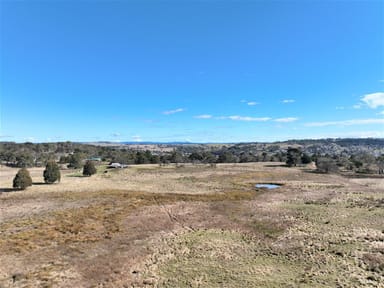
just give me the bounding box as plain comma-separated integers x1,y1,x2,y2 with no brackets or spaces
0,163,382,287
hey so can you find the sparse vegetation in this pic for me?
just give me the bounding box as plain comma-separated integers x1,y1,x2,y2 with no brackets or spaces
0,145,383,287
1,139,383,174
316,157,339,173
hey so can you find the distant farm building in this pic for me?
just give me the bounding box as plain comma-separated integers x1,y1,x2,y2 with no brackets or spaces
107,162,128,169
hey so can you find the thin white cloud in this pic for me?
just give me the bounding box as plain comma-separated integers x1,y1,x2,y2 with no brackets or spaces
111,132,121,137
335,106,345,110
361,92,384,109
194,114,213,119
132,135,142,142
305,130,384,139
282,99,295,104
305,118,384,127
354,131,384,138
0,135,13,139
274,117,299,123
163,108,185,115
227,115,271,122
353,104,362,109
247,101,259,106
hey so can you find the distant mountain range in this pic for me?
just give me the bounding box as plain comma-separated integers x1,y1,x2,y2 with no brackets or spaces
85,138,384,146
85,141,224,146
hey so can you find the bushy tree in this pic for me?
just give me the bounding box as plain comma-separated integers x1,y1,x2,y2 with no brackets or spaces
170,151,184,164
44,161,61,183
316,157,339,174
15,152,34,167
301,153,312,164
135,151,150,164
13,168,32,190
377,155,384,174
83,161,97,176
217,151,238,163
202,152,217,164
286,147,302,167
68,152,85,169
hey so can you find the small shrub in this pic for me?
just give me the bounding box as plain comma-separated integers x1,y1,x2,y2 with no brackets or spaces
316,157,339,173
83,161,97,176
44,161,61,183
13,168,32,190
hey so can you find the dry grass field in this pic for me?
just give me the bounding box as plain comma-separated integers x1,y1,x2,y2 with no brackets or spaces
0,163,383,287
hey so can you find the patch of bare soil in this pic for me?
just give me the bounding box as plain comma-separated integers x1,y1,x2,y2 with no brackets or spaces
0,163,383,287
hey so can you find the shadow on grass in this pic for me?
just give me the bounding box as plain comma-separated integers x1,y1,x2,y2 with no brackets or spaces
303,169,331,175
66,174,86,178
0,188,18,193
264,164,289,168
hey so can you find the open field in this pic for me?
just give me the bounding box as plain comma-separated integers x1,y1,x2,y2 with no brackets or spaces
0,163,383,287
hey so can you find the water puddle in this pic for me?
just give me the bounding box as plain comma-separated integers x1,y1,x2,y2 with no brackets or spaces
255,183,282,189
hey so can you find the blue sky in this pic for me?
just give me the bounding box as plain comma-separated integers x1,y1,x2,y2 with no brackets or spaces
1,0,383,143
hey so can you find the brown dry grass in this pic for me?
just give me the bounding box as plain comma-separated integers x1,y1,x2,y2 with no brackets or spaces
0,162,383,287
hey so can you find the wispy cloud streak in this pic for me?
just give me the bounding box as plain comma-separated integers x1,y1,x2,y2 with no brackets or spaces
282,99,295,104
274,117,298,123
194,114,213,119
305,118,384,127
247,101,258,106
226,116,271,121
163,108,185,115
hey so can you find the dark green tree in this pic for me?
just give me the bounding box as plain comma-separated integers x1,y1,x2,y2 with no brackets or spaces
262,152,268,162
202,152,217,164
286,147,302,167
301,153,312,164
189,152,204,163
217,151,238,163
83,161,97,176
15,152,34,167
13,168,33,190
135,151,150,164
44,161,61,183
150,154,160,164
68,152,84,169
170,151,184,164
377,154,384,174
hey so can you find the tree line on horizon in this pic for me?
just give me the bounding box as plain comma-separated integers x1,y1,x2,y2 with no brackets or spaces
1,140,383,175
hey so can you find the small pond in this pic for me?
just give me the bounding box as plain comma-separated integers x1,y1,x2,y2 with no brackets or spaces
255,183,282,189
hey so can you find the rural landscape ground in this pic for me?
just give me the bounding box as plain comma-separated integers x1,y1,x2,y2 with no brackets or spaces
0,162,383,287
